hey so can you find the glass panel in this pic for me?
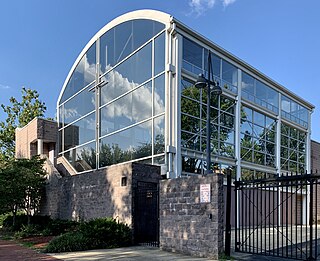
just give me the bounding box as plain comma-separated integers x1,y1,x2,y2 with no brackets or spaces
99,120,152,167
132,19,165,53
132,82,152,122
114,21,134,64
266,86,278,108
242,106,252,121
64,142,96,172
58,104,64,129
154,115,165,154
181,114,200,133
181,78,200,100
154,156,165,165
99,19,164,75
100,103,114,137
64,83,95,125
183,37,203,71
64,112,95,151
241,121,252,135
256,80,267,101
58,130,63,152
132,121,152,160
204,50,221,78
222,60,238,86
182,156,203,174
181,97,200,117
253,111,265,127
154,74,165,115
154,33,165,76
181,132,201,151
61,43,96,102
100,42,152,107
281,95,291,113
241,72,254,95
100,28,114,73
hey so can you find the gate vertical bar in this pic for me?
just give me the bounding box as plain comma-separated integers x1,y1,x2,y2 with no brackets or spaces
235,180,239,252
225,171,231,256
309,178,314,260
316,176,318,259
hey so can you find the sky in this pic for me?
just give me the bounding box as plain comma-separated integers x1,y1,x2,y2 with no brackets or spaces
0,0,319,141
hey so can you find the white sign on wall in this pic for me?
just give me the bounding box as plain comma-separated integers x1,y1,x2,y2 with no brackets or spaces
200,184,211,203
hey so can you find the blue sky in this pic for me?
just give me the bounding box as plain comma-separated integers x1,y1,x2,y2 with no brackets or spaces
0,0,319,141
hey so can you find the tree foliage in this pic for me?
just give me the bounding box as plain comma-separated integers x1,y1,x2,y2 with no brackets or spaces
0,87,47,159
0,155,46,225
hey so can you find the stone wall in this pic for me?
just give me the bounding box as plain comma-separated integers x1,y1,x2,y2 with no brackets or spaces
40,162,161,226
159,175,224,259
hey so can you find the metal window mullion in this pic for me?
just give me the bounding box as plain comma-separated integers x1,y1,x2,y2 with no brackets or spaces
174,33,182,178
95,38,100,169
60,110,95,131
151,38,155,163
277,93,282,176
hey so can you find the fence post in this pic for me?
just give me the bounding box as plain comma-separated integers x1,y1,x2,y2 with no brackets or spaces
225,170,232,256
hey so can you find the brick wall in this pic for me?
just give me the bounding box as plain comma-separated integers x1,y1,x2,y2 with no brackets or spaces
159,175,224,259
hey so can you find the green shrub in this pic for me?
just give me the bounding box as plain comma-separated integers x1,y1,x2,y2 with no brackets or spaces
0,213,11,227
45,231,90,253
3,214,27,231
14,224,41,239
44,219,79,236
45,217,132,253
79,217,132,248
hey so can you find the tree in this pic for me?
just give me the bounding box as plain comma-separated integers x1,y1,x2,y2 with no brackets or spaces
0,155,46,226
0,87,46,160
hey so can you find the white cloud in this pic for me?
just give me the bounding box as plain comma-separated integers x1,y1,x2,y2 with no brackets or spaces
188,0,237,16
0,84,11,90
222,0,236,7
189,0,216,16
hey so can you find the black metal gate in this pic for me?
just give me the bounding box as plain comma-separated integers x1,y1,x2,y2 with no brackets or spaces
231,173,320,260
133,181,159,247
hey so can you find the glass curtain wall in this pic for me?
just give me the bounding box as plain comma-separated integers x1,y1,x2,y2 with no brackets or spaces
181,37,236,175
280,123,306,173
181,36,310,178
58,19,166,172
240,106,276,167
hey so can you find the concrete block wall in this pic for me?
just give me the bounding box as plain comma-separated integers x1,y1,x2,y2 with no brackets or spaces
15,117,58,158
159,175,224,259
40,162,160,226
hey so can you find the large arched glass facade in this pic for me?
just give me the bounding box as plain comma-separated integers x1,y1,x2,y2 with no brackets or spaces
57,10,313,178
58,18,166,172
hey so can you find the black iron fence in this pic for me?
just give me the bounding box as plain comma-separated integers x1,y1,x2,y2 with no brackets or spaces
227,172,320,260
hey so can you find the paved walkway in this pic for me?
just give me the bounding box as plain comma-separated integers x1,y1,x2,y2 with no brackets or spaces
0,239,58,261
0,239,295,261
50,246,213,260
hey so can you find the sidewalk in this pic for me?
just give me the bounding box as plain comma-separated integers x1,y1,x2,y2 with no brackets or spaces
0,239,58,261
50,246,213,260
0,239,293,261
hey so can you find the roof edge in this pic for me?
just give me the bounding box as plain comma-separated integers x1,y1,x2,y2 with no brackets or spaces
172,17,315,110
57,9,172,107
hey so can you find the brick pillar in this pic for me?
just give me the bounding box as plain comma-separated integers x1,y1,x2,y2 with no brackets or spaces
160,175,224,259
